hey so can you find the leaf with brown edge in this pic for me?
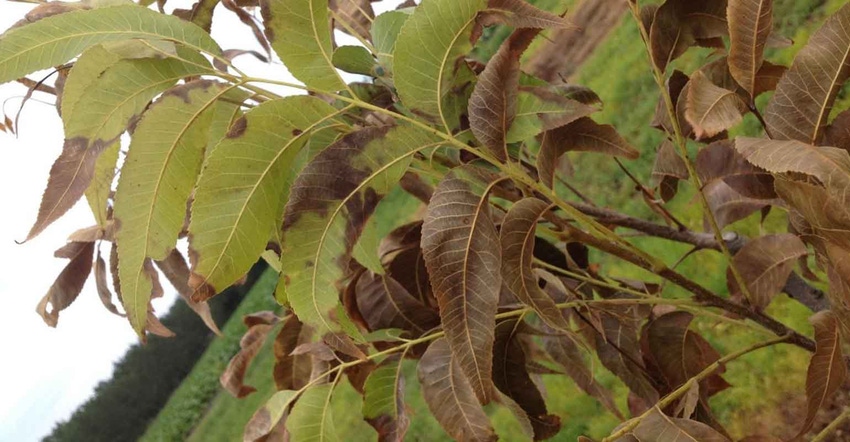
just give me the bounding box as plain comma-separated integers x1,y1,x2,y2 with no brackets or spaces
363,355,409,442
94,249,123,317
537,117,639,189
795,310,847,439
644,312,729,396
274,315,313,391
696,139,775,200
652,140,689,202
543,330,623,419
330,0,375,42
469,28,540,162
506,87,597,144
222,323,274,398
632,408,730,442
500,197,570,332
244,390,298,442
36,241,95,327
727,234,807,309
649,0,728,73
478,0,573,30
728,0,773,99
764,3,850,144
594,311,659,405
421,164,502,404
734,137,850,203
154,249,222,335
355,272,440,337
417,339,497,442
492,320,561,440
685,71,747,140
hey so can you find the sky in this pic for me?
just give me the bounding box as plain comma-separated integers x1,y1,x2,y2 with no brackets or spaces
0,1,392,440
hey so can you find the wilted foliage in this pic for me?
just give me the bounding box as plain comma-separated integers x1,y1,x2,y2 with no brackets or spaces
6,0,850,440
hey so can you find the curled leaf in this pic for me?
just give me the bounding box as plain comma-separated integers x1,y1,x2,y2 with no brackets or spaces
36,241,95,327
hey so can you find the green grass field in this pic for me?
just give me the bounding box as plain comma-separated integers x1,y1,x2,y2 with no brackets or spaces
143,1,848,440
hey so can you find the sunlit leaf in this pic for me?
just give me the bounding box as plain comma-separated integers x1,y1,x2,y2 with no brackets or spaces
764,3,850,144
421,164,502,403
417,339,497,442
727,0,773,99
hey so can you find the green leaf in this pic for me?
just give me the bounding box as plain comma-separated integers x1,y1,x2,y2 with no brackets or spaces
372,10,412,76
333,45,376,76
261,0,347,92
280,124,440,334
394,0,486,127
505,88,596,143
114,80,227,336
85,142,120,228
244,390,299,442
27,54,214,241
362,355,409,441
287,384,339,442
189,96,342,299
421,164,502,404
0,4,220,85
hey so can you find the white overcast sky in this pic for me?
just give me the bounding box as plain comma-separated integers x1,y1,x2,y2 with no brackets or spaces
0,1,396,440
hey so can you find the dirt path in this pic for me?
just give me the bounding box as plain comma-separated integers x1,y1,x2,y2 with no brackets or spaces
527,0,629,82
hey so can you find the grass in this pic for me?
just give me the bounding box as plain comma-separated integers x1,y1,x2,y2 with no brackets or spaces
144,1,848,440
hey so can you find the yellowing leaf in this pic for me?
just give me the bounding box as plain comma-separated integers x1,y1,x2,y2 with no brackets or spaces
281,124,439,334
727,0,773,98
417,339,497,442
261,0,347,92
244,390,299,442
372,9,412,76
764,3,850,143
795,310,847,439
189,96,341,300
421,164,502,404
394,0,485,127
0,4,220,85
113,80,226,336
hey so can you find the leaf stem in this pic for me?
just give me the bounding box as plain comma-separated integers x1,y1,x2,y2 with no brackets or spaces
812,407,850,442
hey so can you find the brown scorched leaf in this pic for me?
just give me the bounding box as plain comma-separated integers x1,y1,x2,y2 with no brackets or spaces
421,164,502,404
696,139,775,199
649,0,728,72
36,241,95,327
94,249,123,317
685,71,747,139
155,249,221,335
764,3,850,144
417,339,497,442
595,312,659,404
632,408,730,441
727,0,773,99
727,234,807,309
354,272,440,336
479,0,573,30
330,0,375,42
469,28,540,162
537,117,639,189
221,322,274,398
795,310,847,439
652,140,689,202
273,315,313,391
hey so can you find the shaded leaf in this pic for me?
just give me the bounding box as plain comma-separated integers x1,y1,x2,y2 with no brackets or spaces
595,312,659,404
633,408,730,441
505,87,597,144
703,179,770,230
649,0,728,72
221,323,274,398
363,355,409,442
94,249,123,317
696,139,775,200
36,241,95,327
417,339,497,442
492,320,561,440
114,80,226,336
727,0,773,98
0,4,220,85
189,96,341,300
764,3,850,144
330,0,375,42
421,164,502,404
274,315,313,391
155,248,222,335
685,71,747,139
286,384,339,441
825,109,850,154
469,28,540,162
652,140,688,202
795,310,847,439
727,234,807,309
261,0,346,91
537,117,639,188
394,0,485,125
355,272,440,336
775,178,850,251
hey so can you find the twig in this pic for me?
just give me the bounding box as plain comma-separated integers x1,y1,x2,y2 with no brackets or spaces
812,408,850,442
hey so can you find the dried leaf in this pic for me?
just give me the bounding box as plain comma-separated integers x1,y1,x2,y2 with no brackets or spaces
221,323,273,398
696,140,775,199
469,28,540,162
244,390,298,442
795,310,847,439
595,312,659,404
421,165,502,404
94,250,123,317
727,0,773,98
652,140,689,202
649,0,728,72
330,0,375,42
685,71,747,139
824,109,850,154
538,117,639,188
479,0,573,30
764,3,850,144
355,272,440,336
633,408,730,441
417,339,497,442
703,180,770,230
273,315,313,391
155,249,222,335
36,241,95,327
727,234,807,309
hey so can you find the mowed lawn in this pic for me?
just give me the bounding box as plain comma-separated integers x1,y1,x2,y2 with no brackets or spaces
144,0,849,440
